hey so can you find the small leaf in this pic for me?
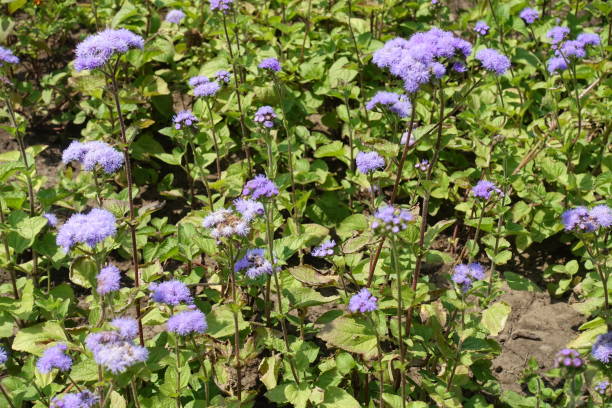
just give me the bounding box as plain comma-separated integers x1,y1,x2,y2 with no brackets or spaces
481,302,511,336
317,316,377,358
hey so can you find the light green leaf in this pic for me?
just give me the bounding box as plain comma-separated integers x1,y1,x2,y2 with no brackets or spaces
12,321,68,355
482,302,511,336
317,316,377,358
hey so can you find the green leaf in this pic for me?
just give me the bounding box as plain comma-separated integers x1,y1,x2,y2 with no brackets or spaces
286,286,339,309
481,302,511,336
317,316,377,358
70,257,98,289
259,355,281,390
266,383,311,408
336,214,367,240
206,304,249,338
320,386,360,408
504,272,540,292
7,216,47,253
110,391,127,408
12,321,68,354
288,266,336,286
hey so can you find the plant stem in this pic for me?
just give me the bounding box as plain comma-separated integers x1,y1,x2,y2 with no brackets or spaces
389,237,406,408
299,0,313,62
130,379,142,408
0,200,18,299
227,244,242,402
583,240,609,315
565,60,583,172
0,382,16,408
446,294,465,391
191,337,210,406
176,335,181,408
107,63,144,347
204,98,222,179
347,0,369,121
187,137,214,210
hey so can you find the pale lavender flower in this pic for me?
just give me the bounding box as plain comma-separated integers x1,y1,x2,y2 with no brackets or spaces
188,75,209,87
595,381,609,395
50,391,99,408
194,81,221,97
62,141,124,174
85,331,148,374
312,240,336,257
173,110,198,130
56,208,116,252
110,317,139,340
365,91,412,118
210,0,233,12
558,40,586,58
242,174,279,199
356,151,385,174
258,57,281,72
414,159,430,172
577,33,601,47
519,7,539,24
215,70,231,83
400,129,416,146
590,205,612,228
592,331,612,362
474,21,489,36
168,309,207,335
348,289,378,313
371,204,414,234
554,348,584,368
547,26,570,46
96,264,121,295
0,46,19,66
452,263,486,292
476,48,511,75
472,180,503,200
254,106,277,128
202,209,251,239
165,9,186,24
233,198,264,221
74,29,144,71
149,280,193,305
0,346,6,365
44,212,58,227
234,248,273,279
547,56,568,74
562,206,597,232
37,344,72,374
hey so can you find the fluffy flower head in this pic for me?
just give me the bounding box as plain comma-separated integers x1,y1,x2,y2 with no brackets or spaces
348,289,378,313
210,0,233,12
215,70,231,83
110,317,139,340
312,240,336,257
62,141,124,174
56,208,116,252
165,9,186,24
472,180,503,200
233,198,264,221
234,248,273,279
452,263,486,291
194,81,221,97
366,91,411,118
168,309,208,335
37,344,72,374
547,26,570,45
258,57,281,72
475,48,510,75
96,264,121,295
44,212,58,227
0,46,19,66
519,7,539,24
356,151,385,174
50,391,99,408
74,28,143,71
149,280,193,305
188,76,209,87
254,106,277,128
371,204,414,234
554,348,583,368
474,21,489,36
202,208,251,239
242,174,279,199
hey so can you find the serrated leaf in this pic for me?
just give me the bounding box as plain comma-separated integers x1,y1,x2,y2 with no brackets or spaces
317,316,377,358
12,321,68,355
482,302,511,336
288,266,336,286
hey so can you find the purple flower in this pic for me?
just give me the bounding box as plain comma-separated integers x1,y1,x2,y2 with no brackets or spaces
577,33,600,47
558,40,586,59
210,0,233,12
475,48,511,75
592,332,612,363
189,75,209,87
562,206,599,232
194,81,221,97
165,9,186,24
62,141,124,174
110,317,139,340
85,330,147,374
452,263,486,291
547,26,570,46
371,204,414,234
202,209,251,239
56,208,116,252
595,381,609,395
414,159,430,172
472,180,503,200
348,288,378,313
554,348,583,368
36,344,72,374
474,21,489,36
312,240,336,257
400,130,416,146
173,110,198,130
242,174,279,199
215,70,231,83
0,46,19,66
149,280,193,305
51,391,99,408
96,264,121,295
547,56,568,74
590,205,612,228
519,7,539,24
365,91,412,118
258,57,281,72
74,29,144,71
0,346,7,365
254,106,277,128
168,309,208,335
44,212,58,227
234,248,273,279
233,198,264,221
356,151,385,174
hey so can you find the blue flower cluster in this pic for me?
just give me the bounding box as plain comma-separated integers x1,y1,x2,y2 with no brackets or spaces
74,29,144,71
562,205,612,232
150,280,193,306
371,204,414,234
56,208,116,252
452,263,486,292
348,288,378,313
235,248,273,279
366,91,412,118
62,140,124,174
51,390,98,408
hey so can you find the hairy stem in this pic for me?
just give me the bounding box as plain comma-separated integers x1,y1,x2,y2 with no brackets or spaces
204,98,222,179
0,200,18,299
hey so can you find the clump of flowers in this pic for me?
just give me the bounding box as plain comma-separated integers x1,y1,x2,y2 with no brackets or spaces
0,46,19,66
452,262,486,292
365,91,412,118
591,332,612,363
475,48,511,75
173,110,198,130
519,7,539,24
595,381,609,395
348,288,378,313
472,180,503,200
312,240,336,257
44,212,58,227
36,344,72,374
203,207,253,239
0,346,7,364
415,159,430,172
242,174,279,199
149,280,193,305
165,9,186,24
474,21,489,36
562,205,611,232
546,29,600,74
371,204,414,234
56,208,116,252
74,28,144,71
372,28,472,93
254,106,277,128
210,0,233,12
62,141,124,174
50,390,98,408
546,26,570,46
258,57,281,72
235,249,273,279
188,75,209,87
85,318,148,374
356,151,385,174
194,80,221,97
215,70,231,83
554,348,583,368
233,198,264,220
96,264,121,295
168,308,208,336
